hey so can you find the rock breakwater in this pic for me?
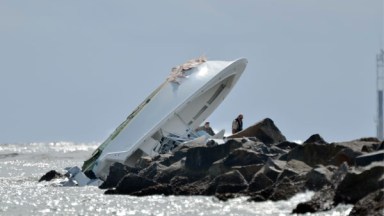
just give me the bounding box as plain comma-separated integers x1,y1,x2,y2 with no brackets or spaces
100,118,384,215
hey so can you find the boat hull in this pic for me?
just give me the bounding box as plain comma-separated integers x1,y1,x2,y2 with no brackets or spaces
83,58,248,180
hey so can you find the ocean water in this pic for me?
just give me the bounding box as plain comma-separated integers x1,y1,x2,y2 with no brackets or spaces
0,142,353,216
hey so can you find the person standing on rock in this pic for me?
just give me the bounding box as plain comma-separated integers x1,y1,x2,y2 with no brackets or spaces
195,122,215,136
232,114,243,134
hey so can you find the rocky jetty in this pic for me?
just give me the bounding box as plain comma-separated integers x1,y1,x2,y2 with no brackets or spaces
99,118,384,215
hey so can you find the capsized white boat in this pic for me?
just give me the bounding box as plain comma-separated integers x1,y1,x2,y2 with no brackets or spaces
77,57,248,183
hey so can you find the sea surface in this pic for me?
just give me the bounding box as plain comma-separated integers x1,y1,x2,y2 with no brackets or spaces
0,142,353,216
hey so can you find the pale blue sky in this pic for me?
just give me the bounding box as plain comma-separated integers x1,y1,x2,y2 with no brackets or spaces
0,0,383,143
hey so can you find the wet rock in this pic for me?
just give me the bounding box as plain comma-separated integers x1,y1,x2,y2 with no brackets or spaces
248,172,274,192
99,163,139,189
108,173,158,195
208,159,231,177
38,170,63,182
378,142,384,150
223,148,269,167
154,161,184,183
96,118,384,215
135,156,152,169
334,164,384,205
184,139,242,170
330,162,349,186
232,164,264,182
349,189,384,216
279,142,346,167
130,184,171,196
138,162,167,179
305,165,332,191
228,118,286,144
336,139,381,153
174,176,212,195
269,176,305,201
259,158,285,182
157,151,187,167
292,186,336,214
355,150,384,167
205,170,248,195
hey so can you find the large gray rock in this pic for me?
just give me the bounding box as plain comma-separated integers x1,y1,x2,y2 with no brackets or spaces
228,118,286,144
138,162,167,179
292,186,335,214
185,139,242,170
172,176,212,195
223,148,269,167
99,163,139,189
153,161,184,183
106,173,158,195
232,164,264,182
248,172,274,192
334,164,384,205
336,138,381,153
348,189,384,216
279,142,346,167
305,165,333,191
355,150,384,167
205,170,248,195
38,170,63,182
269,176,305,201
303,134,328,144
259,158,286,182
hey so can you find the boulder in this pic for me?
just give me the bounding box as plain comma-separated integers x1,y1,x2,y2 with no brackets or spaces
38,170,63,182
205,170,248,195
330,162,349,187
223,148,269,167
138,162,167,179
305,165,332,191
269,176,305,201
303,134,328,144
99,163,139,189
330,147,362,166
107,173,158,195
355,150,384,167
228,118,286,144
259,158,285,182
172,176,212,195
157,151,187,167
276,160,312,183
279,142,346,167
153,161,184,183
292,186,335,214
336,139,381,153
130,184,171,196
232,164,264,182
285,159,313,175
348,189,384,216
208,159,231,177
248,172,274,192
334,165,384,205
135,156,152,169
185,139,242,170
378,142,384,150
275,141,300,151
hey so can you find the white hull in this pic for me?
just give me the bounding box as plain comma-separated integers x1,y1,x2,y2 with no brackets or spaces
82,58,248,180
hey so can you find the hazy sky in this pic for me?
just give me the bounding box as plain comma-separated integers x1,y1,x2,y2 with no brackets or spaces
1,0,383,143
